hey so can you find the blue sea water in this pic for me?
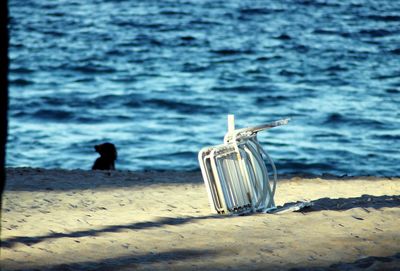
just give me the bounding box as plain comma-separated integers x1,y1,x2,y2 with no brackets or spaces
7,0,400,176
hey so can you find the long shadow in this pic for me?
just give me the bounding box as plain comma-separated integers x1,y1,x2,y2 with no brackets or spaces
290,252,400,271
7,248,218,271
278,194,400,213
1,214,224,248
3,195,399,248
9,251,400,271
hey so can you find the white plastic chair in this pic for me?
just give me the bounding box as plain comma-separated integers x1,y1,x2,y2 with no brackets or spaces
198,115,289,215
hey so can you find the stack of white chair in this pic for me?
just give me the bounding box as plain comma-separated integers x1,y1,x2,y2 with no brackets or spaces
198,115,289,215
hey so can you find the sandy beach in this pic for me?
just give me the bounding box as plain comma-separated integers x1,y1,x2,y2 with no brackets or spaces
1,168,400,270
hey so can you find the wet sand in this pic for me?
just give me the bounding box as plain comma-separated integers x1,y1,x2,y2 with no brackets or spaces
1,168,400,270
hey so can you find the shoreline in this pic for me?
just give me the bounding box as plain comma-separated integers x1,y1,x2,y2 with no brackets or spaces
5,166,399,181
1,168,400,270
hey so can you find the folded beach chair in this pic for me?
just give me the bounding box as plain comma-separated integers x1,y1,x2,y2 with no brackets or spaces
198,115,289,215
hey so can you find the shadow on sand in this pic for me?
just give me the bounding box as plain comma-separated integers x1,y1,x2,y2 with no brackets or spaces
6,250,400,271
279,194,400,213
289,252,400,271
7,249,218,271
3,194,400,249
1,214,224,248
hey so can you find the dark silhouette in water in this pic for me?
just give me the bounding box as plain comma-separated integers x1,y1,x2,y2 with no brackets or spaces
92,143,117,170
1,0,9,199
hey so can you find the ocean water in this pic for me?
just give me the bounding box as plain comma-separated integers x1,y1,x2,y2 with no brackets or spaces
7,0,400,176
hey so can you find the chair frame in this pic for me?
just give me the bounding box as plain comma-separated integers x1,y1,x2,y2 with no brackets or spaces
199,116,289,215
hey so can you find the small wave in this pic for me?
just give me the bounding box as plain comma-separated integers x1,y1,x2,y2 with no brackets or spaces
40,97,66,106
211,85,257,93
114,20,164,30
313,132,344,139
211,49,253,55
276,161,336,173
359,119,391,129
255,56,269,62
389,48,400,55
39,96,111,108
105,48,126,57
366,15,400,22
190,19,223,26
275,34,291,40
109,75,136,83
32,109,74,121
181,62,209,72
73,116,102,123
9,78,34,86
296,0,340,7
317,135,352,144
91,94,128,106
180,36,196,41
130,34,165,47
359,29,394,37
19,107,132,123
371,134,400,141
71,64,116,74
324,113,345,124
170,151,197,159
239,7,278,15
73,77,94,83
255,55,283,62
292,44,309,53
10,42,24,49
178,36,201,47
385,89,399,94
159,10,189,16
123,99,143,108
373,72,400,80
324,113,387,129
244,67,265,74
10,67,34,74
255,95,293,105
47,11,66,17
279,69,304,77
325,65,348,72
41,30,65,37
313,29,341,36
146,98,215,114
37,2,58,9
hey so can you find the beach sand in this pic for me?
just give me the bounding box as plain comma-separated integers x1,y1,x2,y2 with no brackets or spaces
1,168,400,270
